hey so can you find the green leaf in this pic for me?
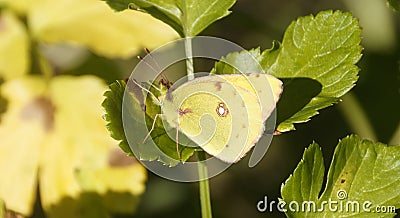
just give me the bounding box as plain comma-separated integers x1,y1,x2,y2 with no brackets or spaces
387,0,400,12
210,11,361,132
281,135,400,217
145,92,196,165
102,0,132,11
103,0,235,37
210,48,263,75
262,10,362,132
102,80,195,166
102,80,132,155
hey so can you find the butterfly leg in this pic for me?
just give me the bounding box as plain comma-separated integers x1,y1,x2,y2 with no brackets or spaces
129,78,161,105
143,113,162,143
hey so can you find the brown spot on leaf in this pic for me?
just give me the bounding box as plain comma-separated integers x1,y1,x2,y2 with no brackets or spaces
108,148,137,167
3,199,23,218
4,209,24,218
0,16,6,32
20,97,56,132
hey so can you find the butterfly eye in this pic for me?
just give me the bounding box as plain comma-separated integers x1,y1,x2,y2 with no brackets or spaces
216,102,229,117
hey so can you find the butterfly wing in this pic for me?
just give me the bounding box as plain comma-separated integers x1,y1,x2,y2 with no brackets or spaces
220,73,283,120
162,73,282,163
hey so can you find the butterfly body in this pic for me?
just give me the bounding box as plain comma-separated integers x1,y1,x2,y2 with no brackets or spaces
161,73,283,163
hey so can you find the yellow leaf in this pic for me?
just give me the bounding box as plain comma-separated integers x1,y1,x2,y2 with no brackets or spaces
28,0,178,58
0,0,36,15
0,75,147,217
0,11,29,79
0,76,46,215
0,199,3,218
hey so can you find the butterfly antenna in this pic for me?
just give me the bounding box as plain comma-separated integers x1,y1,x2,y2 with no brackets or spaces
137,55,161,76
136,54,166,92
144,48,172,87
137,54,162,90
144,48,163,73
129,78,161,105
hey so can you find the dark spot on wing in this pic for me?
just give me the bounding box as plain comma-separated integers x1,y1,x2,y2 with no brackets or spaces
340,179,346,184
165,90,174,102
179,108,192,116
214,81,222,91
216,102,229,117
225,144,229,148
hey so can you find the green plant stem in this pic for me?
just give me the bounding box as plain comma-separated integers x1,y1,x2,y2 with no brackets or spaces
184,37,194,80
183,36,212,218
338,93,377,141
32,41,54,81
389,122,400,145
197,151,212,218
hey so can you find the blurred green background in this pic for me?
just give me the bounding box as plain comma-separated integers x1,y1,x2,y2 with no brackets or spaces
1,0,399,217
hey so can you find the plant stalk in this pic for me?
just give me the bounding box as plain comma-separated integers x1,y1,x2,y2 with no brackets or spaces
338,93,377,141
183,36,213,218
184,37,194,80
31,41,54,82
197,151,212,218
389,122,400,145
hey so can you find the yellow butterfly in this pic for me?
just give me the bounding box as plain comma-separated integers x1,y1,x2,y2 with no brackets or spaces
159,73,283,163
